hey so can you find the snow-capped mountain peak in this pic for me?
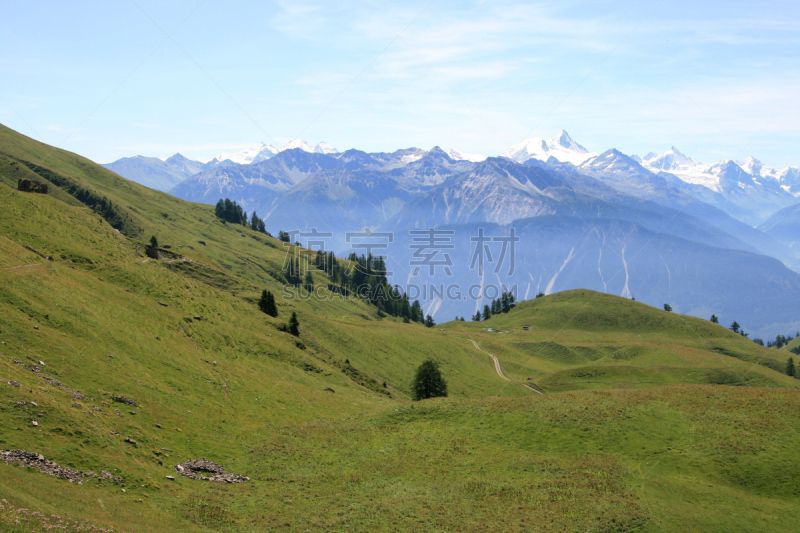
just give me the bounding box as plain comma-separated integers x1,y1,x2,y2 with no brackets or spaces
642,146,699,171
549,129,586,152
214,142,279,165
737,155,765,176
446,147,488,163
279,139,339,155
502,130,597,166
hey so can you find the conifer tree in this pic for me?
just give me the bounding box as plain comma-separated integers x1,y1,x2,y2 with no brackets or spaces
304,271,314,293
483,304,491,321
258,290,278,317
289,312,300,336
787,357,796,378
411,301,423,323
258,289,269,313
710,314,719,324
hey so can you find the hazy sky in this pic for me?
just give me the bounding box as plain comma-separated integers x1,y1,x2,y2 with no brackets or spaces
2,0,799,166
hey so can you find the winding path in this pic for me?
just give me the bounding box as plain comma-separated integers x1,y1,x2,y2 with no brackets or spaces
468,338,542,394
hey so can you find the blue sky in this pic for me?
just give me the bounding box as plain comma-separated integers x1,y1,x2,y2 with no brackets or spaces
2,0,799,167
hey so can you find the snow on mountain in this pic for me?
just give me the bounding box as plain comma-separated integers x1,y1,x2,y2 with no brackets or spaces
642,146,699,171
735,156,800,195
310,141,339,154
446,147,488,162
210,139,338,166
214,142,279,165
638,147,800,198
639,147,721,191
502,130,598,166
279,139,339,155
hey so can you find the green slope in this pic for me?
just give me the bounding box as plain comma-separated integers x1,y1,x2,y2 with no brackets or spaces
444,290,799,393
1,123,800,532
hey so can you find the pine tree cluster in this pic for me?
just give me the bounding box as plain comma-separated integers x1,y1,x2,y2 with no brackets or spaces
280,249,431,326
215,198,271,235
472,291,515,321
767,333,797,349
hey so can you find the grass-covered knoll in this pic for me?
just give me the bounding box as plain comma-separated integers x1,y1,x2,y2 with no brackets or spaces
2,123,800,531
441,290,799,392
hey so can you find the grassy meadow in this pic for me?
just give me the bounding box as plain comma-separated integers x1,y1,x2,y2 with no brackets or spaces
1,123,799,531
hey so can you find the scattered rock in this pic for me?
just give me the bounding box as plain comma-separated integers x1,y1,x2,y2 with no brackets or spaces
72,403,82,408
112,395,139,407
129,411,136,415
193,316,202,320
31,421,38,426
175,459,249,483
38,361,45,366
212,361,217,366
165,475,175,480
124,438,137,446
155,424,162,429
30,402,38,407
0,450,122,483
16,401,27,406
72,391,86,400
107,354,114,358
324,387,335,393
41,376,64,388
110,430,119,435
33,326,38,330
6,381,20,387
157,302,168,307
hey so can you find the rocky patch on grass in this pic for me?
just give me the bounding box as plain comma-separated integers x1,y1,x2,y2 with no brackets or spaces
0,450,122,484
175,459,249,483
39,375,87,399
111,395,138,407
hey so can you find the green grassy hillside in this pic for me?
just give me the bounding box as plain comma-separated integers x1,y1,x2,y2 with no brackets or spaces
2,123,800,532
445,291,799,393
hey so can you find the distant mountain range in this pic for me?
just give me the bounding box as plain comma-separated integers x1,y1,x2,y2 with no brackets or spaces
101,139,339,191
99,131,800,336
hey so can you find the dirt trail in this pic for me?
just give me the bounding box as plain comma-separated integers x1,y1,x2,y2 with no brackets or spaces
468,338,542,394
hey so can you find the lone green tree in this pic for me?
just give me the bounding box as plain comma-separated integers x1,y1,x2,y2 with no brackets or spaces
710,314,719,324
411,360,448,401
663,303,672,312
288,312,300,336
730,321,741,334
787,357,796,378
149,235,158,248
